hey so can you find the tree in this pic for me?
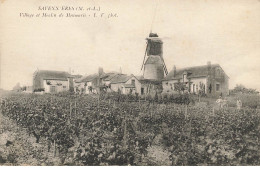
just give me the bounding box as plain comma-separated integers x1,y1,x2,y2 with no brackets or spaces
12,83,21,92
230,84,259,95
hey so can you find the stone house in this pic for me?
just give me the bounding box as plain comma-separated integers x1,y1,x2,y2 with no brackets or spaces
162,62,229,97
33,70,73,93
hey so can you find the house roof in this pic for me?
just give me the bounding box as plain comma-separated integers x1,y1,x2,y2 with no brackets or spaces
103,72,118,81
77,74,98,82
43,78,69,81
75,72,120,83
136,76,144,80
164,64,220,81
71,74,83,79
35,70,71,80
110,74,131,84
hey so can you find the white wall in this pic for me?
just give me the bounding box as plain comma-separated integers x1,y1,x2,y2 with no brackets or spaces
111,83,123,92
74,82,86,93
104,80,110,86
162,77,207,94
125,76,142,94
189,77,207,94
43,79,69,93
86,81,97,94
162,79,178,92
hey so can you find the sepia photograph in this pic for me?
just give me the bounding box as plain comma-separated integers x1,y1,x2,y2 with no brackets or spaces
0,0,260,166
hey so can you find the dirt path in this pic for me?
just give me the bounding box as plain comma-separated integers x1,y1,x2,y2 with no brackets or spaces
145,134,171,165
0,112,60,166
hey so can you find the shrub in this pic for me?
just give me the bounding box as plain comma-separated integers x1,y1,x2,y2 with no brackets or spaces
33,88,45,92
227,93,260,109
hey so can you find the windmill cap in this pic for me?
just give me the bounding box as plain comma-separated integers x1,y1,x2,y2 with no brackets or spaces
149,33,159,37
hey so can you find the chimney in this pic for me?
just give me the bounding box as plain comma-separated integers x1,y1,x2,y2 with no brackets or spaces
173,65,177,77
98,67,104,76
119,67,122,74
207,61,211,76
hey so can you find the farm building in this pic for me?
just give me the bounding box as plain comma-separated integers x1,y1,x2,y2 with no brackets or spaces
33,70,74,93
162,62,229,97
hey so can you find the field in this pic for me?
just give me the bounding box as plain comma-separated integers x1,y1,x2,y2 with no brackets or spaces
0,92,259,166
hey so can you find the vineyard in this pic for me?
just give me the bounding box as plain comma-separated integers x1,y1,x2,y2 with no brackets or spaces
0,92,259,165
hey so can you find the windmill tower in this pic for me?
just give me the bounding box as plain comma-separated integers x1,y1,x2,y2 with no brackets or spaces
141,33,168,80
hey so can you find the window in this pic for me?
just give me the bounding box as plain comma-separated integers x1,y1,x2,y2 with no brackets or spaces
166,82,168,86
216,84,220,91
141,88,144,95
63,86,66,89
131,79,135,85
50,86,56,93
216,68,222,76
217,69,220,75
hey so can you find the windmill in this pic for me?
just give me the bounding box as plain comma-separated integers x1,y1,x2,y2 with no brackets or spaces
141,33,168,80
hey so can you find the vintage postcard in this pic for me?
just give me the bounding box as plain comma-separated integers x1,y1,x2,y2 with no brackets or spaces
0,0,259,166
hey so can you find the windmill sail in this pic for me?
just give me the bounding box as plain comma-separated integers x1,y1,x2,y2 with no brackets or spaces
141,42,148,71
159,55,168,75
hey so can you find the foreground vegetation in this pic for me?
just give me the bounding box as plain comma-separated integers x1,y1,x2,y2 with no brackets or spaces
0,92,259,165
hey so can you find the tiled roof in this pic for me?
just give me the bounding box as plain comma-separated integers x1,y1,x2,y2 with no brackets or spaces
164,64,220,80
136,75,162,84
103,73,118,81
35,70,71,80
77,74,98,82
110,74,131,84
76,72,119,83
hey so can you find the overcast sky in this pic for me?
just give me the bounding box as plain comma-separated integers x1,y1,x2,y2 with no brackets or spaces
1,0,260,91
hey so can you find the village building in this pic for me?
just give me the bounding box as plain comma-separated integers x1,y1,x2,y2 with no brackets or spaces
102,72,118,86
75,69,120,94
110,74,141,95
33,70,74,93
31,33,229,97
75,74,99,94
73,75,85,94
162,62,229,97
